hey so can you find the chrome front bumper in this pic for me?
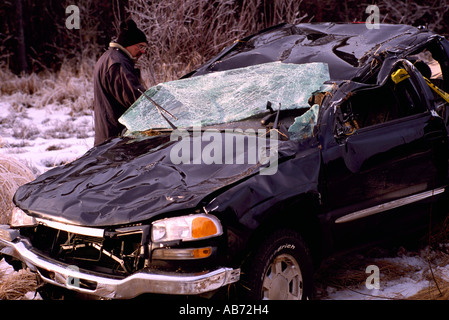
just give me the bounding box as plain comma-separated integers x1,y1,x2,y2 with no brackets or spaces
0,225,240,299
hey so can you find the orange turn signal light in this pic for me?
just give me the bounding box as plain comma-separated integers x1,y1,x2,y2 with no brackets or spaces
192,247,213,259
192,217,218,239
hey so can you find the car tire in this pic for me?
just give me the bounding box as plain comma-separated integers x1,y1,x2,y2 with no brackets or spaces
240,229,314,300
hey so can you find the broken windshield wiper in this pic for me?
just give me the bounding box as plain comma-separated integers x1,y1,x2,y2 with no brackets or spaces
138,88,178,130
273,102,281,130
260,101,282,128
261,101,312,128
261,102,289,140
261,101,276,125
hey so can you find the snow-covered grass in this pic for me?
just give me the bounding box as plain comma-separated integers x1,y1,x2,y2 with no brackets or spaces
315,243,449,300
0,60,95,174
0,153,35,224
0,102,94,175
0,66,94,300
0,259,39,300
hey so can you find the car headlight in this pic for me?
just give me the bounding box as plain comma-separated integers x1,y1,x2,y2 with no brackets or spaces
151,214,223,242
10,207,37,228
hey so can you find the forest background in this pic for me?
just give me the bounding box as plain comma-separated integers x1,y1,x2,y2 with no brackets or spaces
2,0,449,91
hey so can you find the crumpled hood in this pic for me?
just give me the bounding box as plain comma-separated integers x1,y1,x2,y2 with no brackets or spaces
13,133,292,227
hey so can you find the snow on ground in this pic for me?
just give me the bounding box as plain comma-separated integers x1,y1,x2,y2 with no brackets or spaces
0,101,94,175
1,100,449,300
0,258,14,279
317,249,442,300
0,100,93,300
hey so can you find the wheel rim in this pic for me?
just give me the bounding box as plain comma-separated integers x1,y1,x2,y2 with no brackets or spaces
262,253,303,300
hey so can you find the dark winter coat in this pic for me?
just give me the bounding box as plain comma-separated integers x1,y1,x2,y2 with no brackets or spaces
93,44,145,146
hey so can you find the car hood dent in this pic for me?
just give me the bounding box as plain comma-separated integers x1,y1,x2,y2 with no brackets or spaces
13,133,305,227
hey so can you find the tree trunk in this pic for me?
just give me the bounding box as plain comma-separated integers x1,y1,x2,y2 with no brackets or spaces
114,0,129,24
15,0,28,74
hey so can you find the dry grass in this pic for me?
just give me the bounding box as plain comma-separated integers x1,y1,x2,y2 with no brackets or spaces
406,246,449,300
0,154,35,224
0,268,38,300
0,155,37,300
0,56,94,114
408,277,449,300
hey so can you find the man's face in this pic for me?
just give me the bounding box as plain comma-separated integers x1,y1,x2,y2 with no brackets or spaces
126,42,147,59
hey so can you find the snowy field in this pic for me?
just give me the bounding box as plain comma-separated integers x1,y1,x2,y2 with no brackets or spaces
1,99,449,300
0,101,94,175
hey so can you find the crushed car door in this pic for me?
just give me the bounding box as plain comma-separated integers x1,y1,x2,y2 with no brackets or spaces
323,60,448,248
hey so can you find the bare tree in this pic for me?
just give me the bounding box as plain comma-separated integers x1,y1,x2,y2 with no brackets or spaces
128,0,307,86
1,0,448,75
15,0,28,74
378,0,449,35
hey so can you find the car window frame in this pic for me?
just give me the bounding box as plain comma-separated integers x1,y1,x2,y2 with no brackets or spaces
334,59,436,139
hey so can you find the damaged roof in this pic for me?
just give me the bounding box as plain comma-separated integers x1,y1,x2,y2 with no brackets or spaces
186,22,435,81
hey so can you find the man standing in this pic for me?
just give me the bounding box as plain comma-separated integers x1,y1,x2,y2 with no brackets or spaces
93,19,147,146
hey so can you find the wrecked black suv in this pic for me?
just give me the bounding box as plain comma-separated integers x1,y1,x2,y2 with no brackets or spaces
2,23,449,300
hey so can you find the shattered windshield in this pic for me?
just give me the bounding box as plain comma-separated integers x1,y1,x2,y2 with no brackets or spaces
119,62,330,137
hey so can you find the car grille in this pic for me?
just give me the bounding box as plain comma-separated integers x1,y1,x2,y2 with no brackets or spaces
28,224,145,277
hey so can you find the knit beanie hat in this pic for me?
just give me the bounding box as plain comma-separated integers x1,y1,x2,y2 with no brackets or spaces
117,19,147,47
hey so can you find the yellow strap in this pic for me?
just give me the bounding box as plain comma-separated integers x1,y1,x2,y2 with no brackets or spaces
424,77,449,103
391,68,449,104
391,68,410,84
